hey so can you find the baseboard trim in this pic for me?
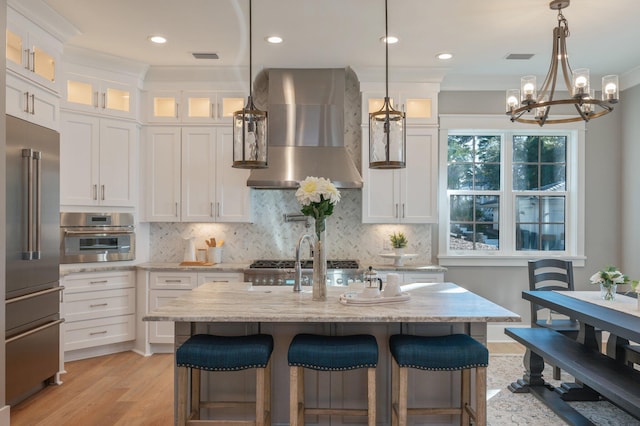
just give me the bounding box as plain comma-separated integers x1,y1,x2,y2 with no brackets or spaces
488,323,528,342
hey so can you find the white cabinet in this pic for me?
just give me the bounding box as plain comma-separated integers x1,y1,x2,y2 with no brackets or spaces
63,271,136,352
362,126,438,223
63,72,136,120
6,73,59,129
60,112,138,207
145,126,251,222
376,270,445,284
146,90,244,124
361,86,438,126
148,271,243,344
6,8,60,92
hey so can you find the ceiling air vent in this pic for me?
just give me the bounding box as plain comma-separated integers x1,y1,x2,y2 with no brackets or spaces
505,53,535,60
192,52,219,60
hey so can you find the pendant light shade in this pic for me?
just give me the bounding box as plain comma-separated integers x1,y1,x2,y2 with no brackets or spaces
233,0,268,169
369,0,405,169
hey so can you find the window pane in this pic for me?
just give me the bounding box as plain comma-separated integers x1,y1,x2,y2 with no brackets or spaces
540,136,566,163
513,164,538,190
448,164,473,189
516,196,539,222
541,196,565,223
476,136,501,163
540,164,566,189
475,164,500,190
450,195,473,221
448,136,474,162
516,195,565,251
513,136,538,163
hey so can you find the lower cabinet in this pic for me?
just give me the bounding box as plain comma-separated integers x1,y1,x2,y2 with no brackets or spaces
62,270,136,352
148,271,244,344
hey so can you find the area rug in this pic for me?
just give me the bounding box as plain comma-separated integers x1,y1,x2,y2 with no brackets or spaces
487,354,640,425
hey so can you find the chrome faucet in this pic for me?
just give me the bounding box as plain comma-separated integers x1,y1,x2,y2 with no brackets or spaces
294,234,314,292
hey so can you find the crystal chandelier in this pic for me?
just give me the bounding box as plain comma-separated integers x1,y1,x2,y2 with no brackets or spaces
506,0,619,126
369,0,406,169
232,0,268,169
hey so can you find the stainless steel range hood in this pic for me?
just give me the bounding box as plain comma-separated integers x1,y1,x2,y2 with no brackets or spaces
247,68,363,189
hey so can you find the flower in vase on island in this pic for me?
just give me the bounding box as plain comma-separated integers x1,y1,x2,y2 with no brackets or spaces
589,266,639,301
295,176,341,239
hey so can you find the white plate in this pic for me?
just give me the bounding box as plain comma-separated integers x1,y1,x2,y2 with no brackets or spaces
339,292,410,305
378,253,418,266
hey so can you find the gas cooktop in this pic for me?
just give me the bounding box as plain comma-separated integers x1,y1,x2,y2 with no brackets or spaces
249,259,360,270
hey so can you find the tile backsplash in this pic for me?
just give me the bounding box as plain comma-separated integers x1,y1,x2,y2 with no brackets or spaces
149,189,433,266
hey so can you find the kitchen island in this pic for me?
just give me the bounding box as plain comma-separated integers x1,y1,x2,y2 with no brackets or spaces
144,281,519,425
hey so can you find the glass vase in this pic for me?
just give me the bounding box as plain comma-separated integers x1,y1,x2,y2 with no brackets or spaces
600,283,617,301
312,217,327,301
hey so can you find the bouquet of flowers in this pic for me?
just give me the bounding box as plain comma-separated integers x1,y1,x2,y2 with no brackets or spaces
589,266,637,289
295,176,341,240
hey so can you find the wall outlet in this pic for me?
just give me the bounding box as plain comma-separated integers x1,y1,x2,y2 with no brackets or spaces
382,239,390,251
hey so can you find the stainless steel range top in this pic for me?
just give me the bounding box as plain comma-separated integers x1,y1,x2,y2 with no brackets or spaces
245,259,362,286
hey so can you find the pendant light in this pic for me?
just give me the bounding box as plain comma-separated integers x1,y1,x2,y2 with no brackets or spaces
232,0,268,169
369,0,406,169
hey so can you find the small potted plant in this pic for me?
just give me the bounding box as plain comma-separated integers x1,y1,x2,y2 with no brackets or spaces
590,265,638,301
390,232,408,255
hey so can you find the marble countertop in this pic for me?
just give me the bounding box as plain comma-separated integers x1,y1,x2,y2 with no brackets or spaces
368,264,448,272
144,282,520,323
135,262,250,272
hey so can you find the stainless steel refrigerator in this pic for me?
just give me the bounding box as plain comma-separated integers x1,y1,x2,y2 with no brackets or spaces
5,115,62,405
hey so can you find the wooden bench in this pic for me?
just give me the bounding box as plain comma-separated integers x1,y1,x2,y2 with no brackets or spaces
505,327,640,420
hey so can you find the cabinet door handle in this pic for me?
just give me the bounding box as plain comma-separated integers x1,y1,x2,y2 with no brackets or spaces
165,279,183,283
210,202,214,217
30,50,36,72
90,303,108,308
101,185,105,200
24,92,30,113
23,48,30,70
210,102,214,118
395,203,399,218
30,94,35,115
402,203,406,218
94,91,99,108
102,92,106,109
216,202,220,217
93,184,98,200
175,103,179,118
175,202,179,217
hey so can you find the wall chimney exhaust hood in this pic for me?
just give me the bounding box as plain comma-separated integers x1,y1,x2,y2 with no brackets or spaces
246,68,363,189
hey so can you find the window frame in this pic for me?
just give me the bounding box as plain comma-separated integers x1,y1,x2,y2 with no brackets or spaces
438,115,586,267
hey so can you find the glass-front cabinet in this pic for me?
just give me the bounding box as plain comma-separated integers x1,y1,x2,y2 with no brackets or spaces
146,90,244,123
5,14,60,91
64,74,134,119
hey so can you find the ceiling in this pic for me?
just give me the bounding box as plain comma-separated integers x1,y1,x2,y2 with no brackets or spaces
39,0,640,90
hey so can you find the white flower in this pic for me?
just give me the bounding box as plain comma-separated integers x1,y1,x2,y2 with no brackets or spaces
589,272,604,284
295,176,340,207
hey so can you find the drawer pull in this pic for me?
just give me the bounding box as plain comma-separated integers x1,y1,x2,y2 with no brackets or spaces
165,280,183,283
90,280,109,285
89,330,108,336
90,303,108,308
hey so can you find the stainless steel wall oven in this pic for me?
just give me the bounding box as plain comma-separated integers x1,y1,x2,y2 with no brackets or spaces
60,212,135,263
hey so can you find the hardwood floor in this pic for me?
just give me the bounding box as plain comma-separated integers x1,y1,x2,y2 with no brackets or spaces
10,352,174,426
10,342,524,425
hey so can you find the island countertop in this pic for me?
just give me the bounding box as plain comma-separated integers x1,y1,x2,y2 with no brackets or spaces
143,282,520,323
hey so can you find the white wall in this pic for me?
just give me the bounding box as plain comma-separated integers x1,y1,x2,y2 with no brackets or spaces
621,84,640,279
438,91,625,327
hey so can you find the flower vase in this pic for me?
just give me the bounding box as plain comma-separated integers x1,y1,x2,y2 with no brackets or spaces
600,283,617,301
312,218,327,301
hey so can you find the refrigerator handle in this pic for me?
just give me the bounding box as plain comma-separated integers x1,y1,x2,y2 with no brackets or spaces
34,150,42,259
22,149,34,260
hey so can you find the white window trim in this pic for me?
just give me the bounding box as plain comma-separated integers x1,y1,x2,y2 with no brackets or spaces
438,115,586,267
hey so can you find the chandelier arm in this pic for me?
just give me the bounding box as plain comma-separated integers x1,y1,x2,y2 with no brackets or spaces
538,25,561,102
249,0,253,100
384,0,389,99
557,23,574,98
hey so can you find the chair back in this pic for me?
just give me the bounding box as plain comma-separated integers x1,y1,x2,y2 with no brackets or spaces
528,259,574,324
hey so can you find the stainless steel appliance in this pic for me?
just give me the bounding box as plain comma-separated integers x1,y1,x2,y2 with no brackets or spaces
5,115,63,405
244,259,362,286
60,212,135,264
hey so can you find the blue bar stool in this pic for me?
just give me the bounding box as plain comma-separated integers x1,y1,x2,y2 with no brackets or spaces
288,333,378,426
389,334,488,426
176,334,274,426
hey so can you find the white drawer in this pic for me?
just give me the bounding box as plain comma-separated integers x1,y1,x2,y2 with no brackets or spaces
63,271,134,293
150,272,198,289
197,272,244,285
403,272,444,283
64,288,135,322
64,314,135,351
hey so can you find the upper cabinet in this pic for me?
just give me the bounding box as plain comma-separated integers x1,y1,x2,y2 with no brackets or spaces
144,126,252,223
63,71,137,120
6,10,60,92
60,112,138,207
145,90,245,124
6,72,59,129
361,84,438,126
362,126,438,223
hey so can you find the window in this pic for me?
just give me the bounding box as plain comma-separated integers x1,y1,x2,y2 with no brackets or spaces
438,115,585,266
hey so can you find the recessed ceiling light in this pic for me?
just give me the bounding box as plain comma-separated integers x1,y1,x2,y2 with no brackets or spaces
148,35,167,44
380,35,399,44
266,36,283,44
436,52,453,60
